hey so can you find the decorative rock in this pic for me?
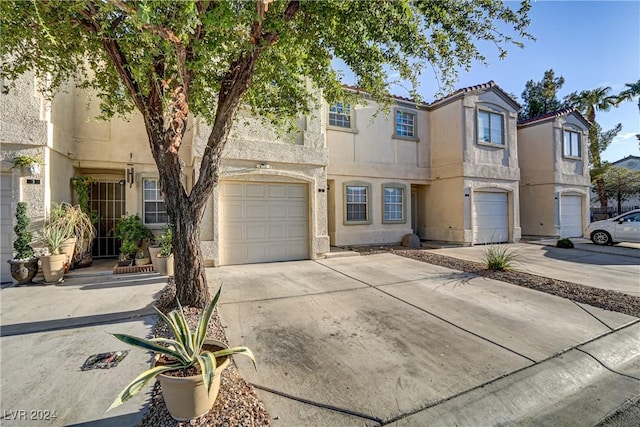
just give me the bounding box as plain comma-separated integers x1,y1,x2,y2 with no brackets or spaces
402,233,421,248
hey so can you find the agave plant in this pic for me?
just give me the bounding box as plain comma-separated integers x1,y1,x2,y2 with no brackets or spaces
107,287,255,411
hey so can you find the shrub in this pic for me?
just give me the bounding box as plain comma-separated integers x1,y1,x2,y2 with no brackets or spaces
12,202,34,260
556,238,574,249
483,244,519,271
159,226,173,256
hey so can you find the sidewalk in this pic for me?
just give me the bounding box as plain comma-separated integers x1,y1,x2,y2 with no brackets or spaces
1,263,167,426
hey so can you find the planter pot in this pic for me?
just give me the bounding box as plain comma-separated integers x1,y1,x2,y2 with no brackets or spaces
40,254,67,283
135,257,150,266
156,254,174,276
117,259,133,267
8,258,39,285
156,340,230,421
148,246,161,271
59,237,77,273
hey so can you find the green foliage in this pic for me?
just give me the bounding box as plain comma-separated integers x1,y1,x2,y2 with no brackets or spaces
159,226,173,257
483,244,519,271
113,214,153,258
107,287,255,411
520,69,565,121
614,79,640,109
601,166,640,210
41,220,74,255
12,202,34,260
48,203,96,258
556,238,574,249
1,0,533,121
71,176,99,224
11,155,42,169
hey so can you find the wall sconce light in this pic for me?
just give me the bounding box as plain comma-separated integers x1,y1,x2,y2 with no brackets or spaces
256,163,271,169
126,163,135,188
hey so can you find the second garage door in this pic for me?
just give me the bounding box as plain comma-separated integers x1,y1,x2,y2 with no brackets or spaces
220,181,309,265
561,195,583,237
473,192,509,244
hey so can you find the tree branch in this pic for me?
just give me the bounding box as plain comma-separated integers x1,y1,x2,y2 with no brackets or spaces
108,0,181,43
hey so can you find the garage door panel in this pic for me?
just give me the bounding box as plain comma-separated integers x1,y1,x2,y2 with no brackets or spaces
268,185,286,198
561,195,583,238
223,182,243,197
473,192,509,244
221,182,309,265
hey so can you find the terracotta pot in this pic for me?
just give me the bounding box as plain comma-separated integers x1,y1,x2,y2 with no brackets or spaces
59,237,77,273
156,254,174,276
148,246,161,271
40,254,67,283
156,340,230,421
8,258,39,285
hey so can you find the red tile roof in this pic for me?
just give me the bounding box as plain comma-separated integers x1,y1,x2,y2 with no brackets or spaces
517,107,591,127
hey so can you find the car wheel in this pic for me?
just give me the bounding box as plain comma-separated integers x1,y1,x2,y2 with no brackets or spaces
591,230,612,245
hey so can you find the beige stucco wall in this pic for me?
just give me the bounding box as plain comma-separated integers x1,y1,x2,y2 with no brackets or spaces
517,112,590,237
194,94,329,265
424,177,465,242
326,98,429,246
429,99,463,180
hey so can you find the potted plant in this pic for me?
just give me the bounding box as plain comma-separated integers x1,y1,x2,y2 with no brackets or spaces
7,202,39,285
113,214,153,264
70,176,99,267
117,241,139,266
11,155,42,176
48,203,96,272
39,219,73,283
107,287,255,421
156,226,173,276
134,249,150,266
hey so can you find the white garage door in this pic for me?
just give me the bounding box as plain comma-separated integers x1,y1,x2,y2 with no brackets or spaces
473,192,509,244
561,195,583,237
220,181,309,265
1,174,13,283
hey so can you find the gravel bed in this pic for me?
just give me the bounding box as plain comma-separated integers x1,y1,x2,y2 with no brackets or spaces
139,280,271,427
352,246,640,318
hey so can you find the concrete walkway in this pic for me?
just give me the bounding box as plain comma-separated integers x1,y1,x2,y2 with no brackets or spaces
429,242,640,297
0,264,167,426
212,254,640,426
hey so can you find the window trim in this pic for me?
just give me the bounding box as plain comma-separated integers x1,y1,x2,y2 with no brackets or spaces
562,128,582,159
140,176,169,229
327,102,357,133
343,181,371,225
381,183,407,224
392,107,419,142
476,107,506,147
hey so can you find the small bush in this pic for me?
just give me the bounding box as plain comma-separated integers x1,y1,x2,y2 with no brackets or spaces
483,244,519,271
556,238,574,249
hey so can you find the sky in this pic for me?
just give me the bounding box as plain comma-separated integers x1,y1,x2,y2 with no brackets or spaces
336,0,640,163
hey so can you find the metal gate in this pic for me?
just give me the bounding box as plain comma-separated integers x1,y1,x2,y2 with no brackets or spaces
90,181,125,257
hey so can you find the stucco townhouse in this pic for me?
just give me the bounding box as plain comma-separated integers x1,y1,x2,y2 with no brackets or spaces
1,75,591,282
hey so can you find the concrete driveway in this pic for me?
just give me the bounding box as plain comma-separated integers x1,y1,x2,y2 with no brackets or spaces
431,242,640,297
212,254,640,426
0,265,167,426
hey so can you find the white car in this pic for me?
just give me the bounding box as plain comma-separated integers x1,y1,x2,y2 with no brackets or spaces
586,209,640,245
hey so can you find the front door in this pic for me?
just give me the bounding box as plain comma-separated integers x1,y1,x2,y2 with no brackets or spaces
90,181,126,257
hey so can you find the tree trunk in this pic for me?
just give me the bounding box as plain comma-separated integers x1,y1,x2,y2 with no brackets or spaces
617,190,622,214
596,177,607,209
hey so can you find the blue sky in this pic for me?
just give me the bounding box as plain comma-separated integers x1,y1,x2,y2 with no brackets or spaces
337,0,640,163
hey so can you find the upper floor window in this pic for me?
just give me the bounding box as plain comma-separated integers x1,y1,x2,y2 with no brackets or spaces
382,184,406,223
143,178,168,225
344,182,371,224
329,103,352,129
394,109,418,140
563,130,581,158
478,110,504,145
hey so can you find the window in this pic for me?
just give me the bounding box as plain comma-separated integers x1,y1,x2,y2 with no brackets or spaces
478,110,504,145
563,130,581,158
394,109,417,139
143,178,168,225
382,184,406,223
344,183,370,224
329,103,352,129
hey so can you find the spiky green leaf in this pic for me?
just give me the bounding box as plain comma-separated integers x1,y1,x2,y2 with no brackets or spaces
195,351,217,392
214,346,257,370
110,333,188,365
106,363,180,411
195,287,222,351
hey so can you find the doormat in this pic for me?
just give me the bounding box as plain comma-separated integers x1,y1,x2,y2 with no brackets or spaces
112,264,154,274
81,350,129,371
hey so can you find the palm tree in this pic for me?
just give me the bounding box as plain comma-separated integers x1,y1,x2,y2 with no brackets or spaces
614,79,640,112
564,87,619,208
